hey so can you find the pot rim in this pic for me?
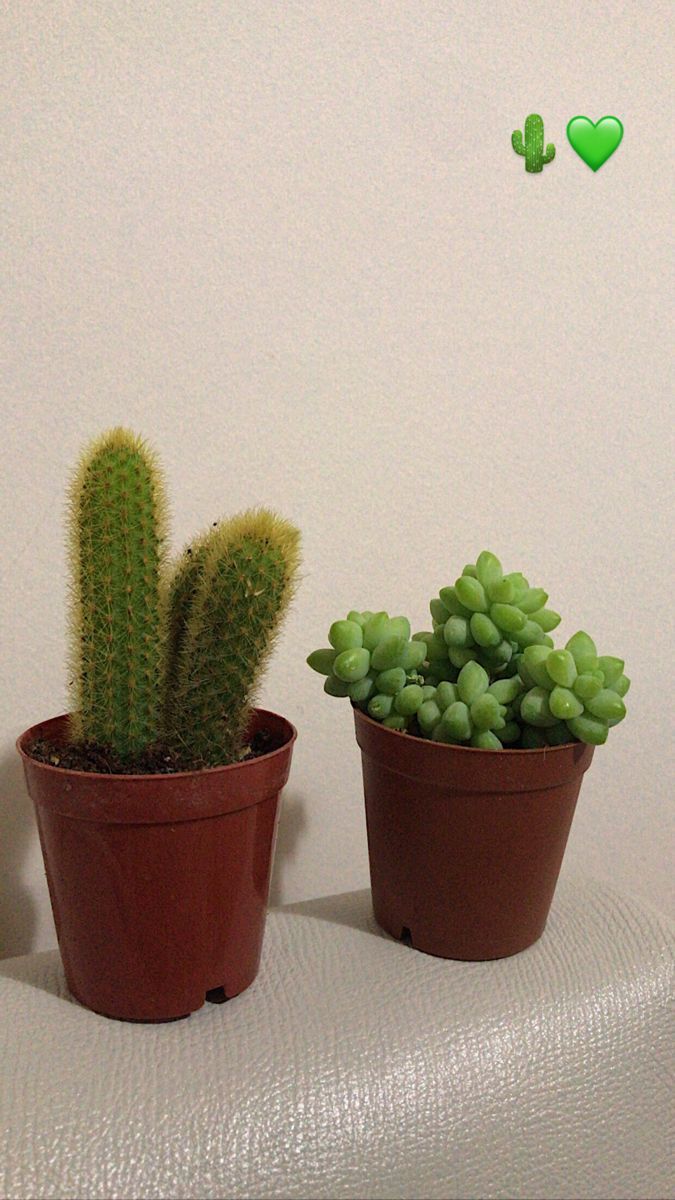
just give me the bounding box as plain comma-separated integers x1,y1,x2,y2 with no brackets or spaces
353,704,582,758
352,705,594,792
17,708,297,782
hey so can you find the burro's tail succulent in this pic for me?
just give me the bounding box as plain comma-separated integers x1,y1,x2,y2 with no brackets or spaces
512,114,555,173
67,428,168,758
165,509,301,766
307,551,629,750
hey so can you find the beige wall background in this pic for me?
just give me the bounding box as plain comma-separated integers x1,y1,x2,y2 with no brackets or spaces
1,1,673,956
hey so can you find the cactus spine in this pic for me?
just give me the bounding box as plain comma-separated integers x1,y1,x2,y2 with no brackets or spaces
164,532,211,714
165,509,301,766
67,429,168,758
512,114,555,173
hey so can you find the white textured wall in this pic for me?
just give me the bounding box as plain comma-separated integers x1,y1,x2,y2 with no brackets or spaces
1,1,673,957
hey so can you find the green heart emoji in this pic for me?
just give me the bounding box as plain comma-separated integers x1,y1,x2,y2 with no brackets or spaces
567,116,623,171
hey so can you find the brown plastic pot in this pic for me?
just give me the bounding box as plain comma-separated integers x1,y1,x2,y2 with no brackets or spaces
354,706,594,961
17,709,296,1021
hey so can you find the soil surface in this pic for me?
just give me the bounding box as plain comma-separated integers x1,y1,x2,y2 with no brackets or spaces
26,727,282,775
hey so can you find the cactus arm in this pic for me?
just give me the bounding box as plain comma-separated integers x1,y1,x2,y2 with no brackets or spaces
165,509,301,766
542,143,556,163
163,532,211,716
512,129,526,156
67,428,168,758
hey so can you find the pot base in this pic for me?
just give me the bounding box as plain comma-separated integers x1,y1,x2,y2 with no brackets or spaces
68,969,257,1023
375,908,546,962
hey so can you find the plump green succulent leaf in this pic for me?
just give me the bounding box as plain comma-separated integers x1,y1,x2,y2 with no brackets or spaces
362,612,390,651
307,648,338,676
471,730,502,750
368,693,393,720
394,684,425,716
401,639,427,670
613,674,631,698
329,620,363,653
324,675,350,697
597,656,625,688
549,686,584,720
457,660,489,705
348,674,376,703
573,672,603,701
444,615,473,648
566,631,598,673
476,551,503,594
546,649,577,689
567,712,609,745
520,686,558,727
375,667,407,695
455,576,489,614
438,586,472,618
333,647,371,682
417,698,442,735
586,689,626,722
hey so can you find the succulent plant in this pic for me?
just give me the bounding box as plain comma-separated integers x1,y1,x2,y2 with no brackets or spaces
67,430,300,768
424,552,560,682
307,551,629,750
67,429,168,759
516,634,628,747
165,510,301,766
512,114,556,173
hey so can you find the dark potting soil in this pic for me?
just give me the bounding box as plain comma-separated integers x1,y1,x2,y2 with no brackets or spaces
26,727,281,775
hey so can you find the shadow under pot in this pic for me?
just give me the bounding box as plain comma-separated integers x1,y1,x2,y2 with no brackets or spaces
353,706,594,961
17,709,296,1022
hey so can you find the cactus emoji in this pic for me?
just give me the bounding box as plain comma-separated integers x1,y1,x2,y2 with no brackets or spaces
67,428,168,758
512,114,555,173
166,509,301,766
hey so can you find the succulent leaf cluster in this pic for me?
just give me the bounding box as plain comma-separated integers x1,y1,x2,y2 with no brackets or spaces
307,551,629,750
68,429,300,767
422,551,559,684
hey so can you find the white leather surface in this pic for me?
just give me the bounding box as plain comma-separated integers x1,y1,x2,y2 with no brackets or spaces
1,878,673,1200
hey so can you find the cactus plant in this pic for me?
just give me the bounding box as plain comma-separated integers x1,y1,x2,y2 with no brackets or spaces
307,551,629,750
67,428,168,759
165,510,301,766
163,529,212,716
65,429,300,769
512,114,556,173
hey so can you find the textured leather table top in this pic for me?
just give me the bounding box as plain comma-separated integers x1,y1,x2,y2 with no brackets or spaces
1,878,673,1200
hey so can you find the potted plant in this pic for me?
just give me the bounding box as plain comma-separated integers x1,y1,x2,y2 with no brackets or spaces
17,429,300,1021
307,552,629,961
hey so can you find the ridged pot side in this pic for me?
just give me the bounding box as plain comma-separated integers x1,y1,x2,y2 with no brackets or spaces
18,710,296,1021
353,707,594,961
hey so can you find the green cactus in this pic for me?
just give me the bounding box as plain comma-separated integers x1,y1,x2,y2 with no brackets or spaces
166,509,301,766
67,428,168,758
64,430,300,770
512,114,555,173
163,530,211,715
